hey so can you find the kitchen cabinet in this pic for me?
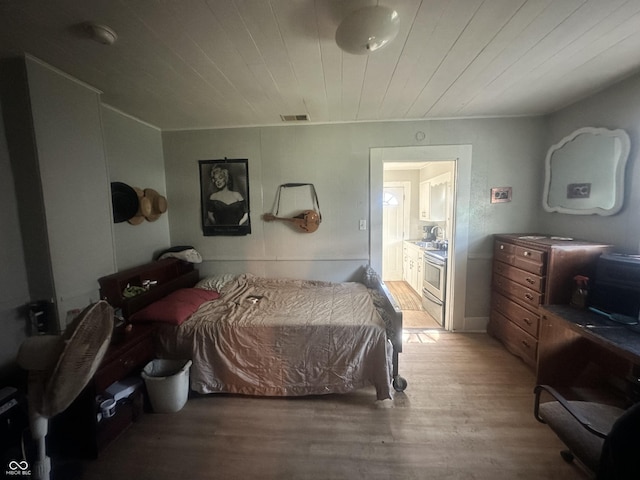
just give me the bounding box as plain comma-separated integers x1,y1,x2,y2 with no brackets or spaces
403,242,423,295
419,172,450,222
419,181,430,221
487,234,612,369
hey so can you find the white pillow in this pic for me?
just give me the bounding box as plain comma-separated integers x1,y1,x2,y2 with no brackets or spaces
158,248,202,263
195,274,237,292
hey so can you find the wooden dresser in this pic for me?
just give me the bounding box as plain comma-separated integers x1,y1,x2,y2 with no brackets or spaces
488,234,612,368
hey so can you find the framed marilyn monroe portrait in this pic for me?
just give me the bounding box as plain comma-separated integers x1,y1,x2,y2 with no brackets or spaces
198,158,251,236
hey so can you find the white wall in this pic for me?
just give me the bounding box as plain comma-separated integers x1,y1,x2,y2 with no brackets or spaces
0,59,172,378
163,117,547,329
162,124,373,281
542,70,640,254
0,101,30,375
102,106,171,270
24,57,116,329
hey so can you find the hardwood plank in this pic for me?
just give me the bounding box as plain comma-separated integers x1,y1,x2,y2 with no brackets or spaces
81,334,589,480
385,280,422,310
386,281,441,329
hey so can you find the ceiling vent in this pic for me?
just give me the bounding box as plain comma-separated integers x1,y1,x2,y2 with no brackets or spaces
280,114,310,122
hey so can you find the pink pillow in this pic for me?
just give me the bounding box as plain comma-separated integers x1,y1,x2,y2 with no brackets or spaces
129,288,220,325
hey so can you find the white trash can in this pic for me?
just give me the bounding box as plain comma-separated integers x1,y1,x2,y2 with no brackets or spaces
141,359,192,413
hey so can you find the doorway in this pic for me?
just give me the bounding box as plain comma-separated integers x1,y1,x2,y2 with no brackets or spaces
370,145,472,333
382,162,454,330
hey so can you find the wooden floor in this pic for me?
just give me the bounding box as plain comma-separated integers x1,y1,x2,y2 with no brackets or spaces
80,334,589,480
385,281,442,330
385,281,423,311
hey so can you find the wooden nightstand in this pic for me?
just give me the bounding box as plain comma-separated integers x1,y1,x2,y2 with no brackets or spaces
50,323,156,459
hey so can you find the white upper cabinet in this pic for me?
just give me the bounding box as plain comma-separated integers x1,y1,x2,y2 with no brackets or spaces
419,172,450,222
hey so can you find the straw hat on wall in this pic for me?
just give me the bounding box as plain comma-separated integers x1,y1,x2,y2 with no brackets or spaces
127,187,152,225
143,188,168,222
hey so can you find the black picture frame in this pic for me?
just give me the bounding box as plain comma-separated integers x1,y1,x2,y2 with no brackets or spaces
199,158,251,236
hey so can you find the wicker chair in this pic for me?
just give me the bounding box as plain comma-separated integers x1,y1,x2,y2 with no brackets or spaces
534,384,640,479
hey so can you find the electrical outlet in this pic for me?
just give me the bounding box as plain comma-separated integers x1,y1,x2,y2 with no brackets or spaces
359,219,367,231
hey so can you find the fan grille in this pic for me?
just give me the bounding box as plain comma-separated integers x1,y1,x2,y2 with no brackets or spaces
41,301,113,417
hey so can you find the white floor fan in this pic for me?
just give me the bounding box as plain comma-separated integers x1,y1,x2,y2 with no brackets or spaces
17,300,113,480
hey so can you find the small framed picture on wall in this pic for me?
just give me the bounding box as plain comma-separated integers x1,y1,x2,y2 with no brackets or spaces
490,186,512,204
199,158,251,236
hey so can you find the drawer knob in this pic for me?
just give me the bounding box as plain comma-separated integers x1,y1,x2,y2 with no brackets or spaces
526,277,535,285
524,293,534,300
524,318,532,325
500,245,504,250
522,340,530,348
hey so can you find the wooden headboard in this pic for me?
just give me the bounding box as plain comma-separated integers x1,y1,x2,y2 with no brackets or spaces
98,259,199,319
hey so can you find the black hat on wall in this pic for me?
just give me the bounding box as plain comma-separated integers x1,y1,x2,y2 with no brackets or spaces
110,182,139,223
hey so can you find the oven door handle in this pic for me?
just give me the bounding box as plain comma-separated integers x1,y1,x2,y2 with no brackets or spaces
425,257,445,268
422,287,443,305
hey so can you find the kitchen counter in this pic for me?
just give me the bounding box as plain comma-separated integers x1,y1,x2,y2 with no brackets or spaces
405,239,448,261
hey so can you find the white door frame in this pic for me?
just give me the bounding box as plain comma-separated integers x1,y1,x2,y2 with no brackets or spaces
370,145,472,332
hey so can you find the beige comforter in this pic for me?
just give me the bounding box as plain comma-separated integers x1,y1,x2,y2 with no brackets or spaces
156,274,393,400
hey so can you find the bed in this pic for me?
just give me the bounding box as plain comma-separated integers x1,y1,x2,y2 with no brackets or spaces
98,259,406,401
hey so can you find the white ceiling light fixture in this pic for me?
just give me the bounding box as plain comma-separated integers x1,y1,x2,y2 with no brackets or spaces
87,23,118,45
335,5,400,55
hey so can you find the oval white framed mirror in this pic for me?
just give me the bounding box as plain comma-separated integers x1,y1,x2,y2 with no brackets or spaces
543,127,630,216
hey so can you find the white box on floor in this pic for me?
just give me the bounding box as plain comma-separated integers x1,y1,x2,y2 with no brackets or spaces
105,377,143,402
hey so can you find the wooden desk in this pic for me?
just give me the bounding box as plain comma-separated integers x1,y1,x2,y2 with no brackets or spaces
537,305,640,408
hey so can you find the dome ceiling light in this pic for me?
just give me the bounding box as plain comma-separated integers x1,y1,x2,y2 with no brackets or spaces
87,23,118,45
335,5,400,55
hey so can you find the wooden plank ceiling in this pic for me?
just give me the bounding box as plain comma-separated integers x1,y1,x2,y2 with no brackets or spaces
1,0,640,130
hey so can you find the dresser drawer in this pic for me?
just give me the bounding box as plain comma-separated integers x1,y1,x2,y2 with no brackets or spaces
492,261,545,293
514,245,545,263
494,242,545,275
494,241,515,264
492,291,540,338
95,335,154,391
513,246,546,275
493,273,543,310
489,309,537,367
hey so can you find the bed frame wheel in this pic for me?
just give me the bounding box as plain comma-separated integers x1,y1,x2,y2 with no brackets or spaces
393,375,407,392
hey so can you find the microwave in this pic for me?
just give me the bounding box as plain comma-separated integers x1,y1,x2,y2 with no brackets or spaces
589,253,640,319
